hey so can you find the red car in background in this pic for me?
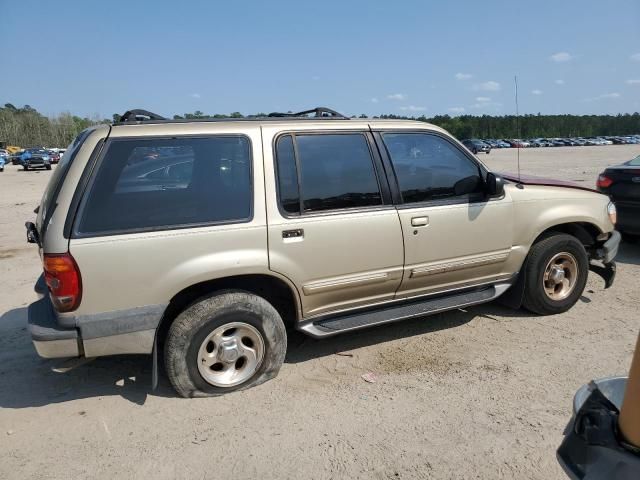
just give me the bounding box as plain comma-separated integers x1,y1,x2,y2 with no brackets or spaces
46,150,60,164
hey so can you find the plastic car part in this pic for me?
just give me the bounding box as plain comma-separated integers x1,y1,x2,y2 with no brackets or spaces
557,379,640,479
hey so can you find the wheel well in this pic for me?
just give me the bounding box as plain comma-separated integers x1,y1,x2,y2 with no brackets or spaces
533,222,602,248
157,274,299,348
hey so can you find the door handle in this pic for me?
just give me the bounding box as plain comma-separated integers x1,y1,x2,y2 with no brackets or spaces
282,229,304,239
411,216,429,227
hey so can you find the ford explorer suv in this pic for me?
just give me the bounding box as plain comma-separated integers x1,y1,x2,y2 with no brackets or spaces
26,107,620,397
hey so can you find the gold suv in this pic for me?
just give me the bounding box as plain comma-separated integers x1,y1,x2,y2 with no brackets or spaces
26,107,619,397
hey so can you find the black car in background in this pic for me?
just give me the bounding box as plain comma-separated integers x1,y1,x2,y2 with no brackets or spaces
597,155,640,240
462,139,491,154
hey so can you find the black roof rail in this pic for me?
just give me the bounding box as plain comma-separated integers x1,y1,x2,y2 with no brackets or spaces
268,107,348,119
118,109,166,123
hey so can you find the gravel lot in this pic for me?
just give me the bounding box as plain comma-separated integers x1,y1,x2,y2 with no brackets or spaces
1,145,639,480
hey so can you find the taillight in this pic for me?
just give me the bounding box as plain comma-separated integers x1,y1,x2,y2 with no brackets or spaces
43,253,82,312
597,174,613,189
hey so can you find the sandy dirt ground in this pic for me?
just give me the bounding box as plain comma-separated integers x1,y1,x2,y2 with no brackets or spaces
0,145,639,479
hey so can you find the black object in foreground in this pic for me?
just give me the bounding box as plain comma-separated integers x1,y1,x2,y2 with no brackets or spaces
557,379,640,479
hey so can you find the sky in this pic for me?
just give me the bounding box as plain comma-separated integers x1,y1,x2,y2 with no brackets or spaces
1,0,639,119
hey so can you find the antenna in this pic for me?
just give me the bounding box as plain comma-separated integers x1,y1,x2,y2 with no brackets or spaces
514,76,523,188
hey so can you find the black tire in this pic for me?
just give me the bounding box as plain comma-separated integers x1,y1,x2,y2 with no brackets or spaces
45,164,52,170
23,164,29,171
164,290,287,398
522,233,589,315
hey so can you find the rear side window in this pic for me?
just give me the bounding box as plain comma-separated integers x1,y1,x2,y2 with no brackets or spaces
76,136,252,235
274,133,382,214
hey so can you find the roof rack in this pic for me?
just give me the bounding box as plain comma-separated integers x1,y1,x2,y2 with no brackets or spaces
268,107,348,119
119,109,166,123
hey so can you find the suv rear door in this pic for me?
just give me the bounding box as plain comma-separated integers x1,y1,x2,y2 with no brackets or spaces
374,130,515,298
263,125,404,318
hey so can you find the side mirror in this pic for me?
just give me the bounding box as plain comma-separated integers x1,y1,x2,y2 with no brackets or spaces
486,172,505,197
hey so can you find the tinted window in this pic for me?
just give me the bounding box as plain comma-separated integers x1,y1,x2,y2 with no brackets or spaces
77,136,251,235
275,133,381,214
383,133,482,203
275,135,300,214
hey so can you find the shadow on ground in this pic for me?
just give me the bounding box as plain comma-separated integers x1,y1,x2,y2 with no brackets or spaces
0,307,175,409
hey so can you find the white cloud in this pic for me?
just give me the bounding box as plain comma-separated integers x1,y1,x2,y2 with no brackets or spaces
399,105,426,112
531,89,543,95
475,96,491,102
630,53,640,62
555,79,565,85
448,107,466,114
473,81,501,91
455,73,473,80
387,93,407,101
550,52,573,62
626,79,640,85
370,97,379,103
190,93,201,99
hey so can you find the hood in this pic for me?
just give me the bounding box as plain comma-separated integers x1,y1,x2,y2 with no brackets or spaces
499,172,599,193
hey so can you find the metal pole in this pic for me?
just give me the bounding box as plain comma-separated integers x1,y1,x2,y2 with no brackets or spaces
619,330,640,448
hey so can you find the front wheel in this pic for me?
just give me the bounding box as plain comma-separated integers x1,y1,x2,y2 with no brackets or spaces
45,164,52,170
23,164,29,171
522,233,589,315
164,290,287,397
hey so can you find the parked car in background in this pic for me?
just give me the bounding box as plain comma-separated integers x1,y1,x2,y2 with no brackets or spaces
19,148,52,170
0,149,8,171
46,150,61,164
462,139,491,154
597,154,640,241
507,139,529,148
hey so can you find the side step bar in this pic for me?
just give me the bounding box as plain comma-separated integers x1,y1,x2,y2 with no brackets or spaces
298,283,512,338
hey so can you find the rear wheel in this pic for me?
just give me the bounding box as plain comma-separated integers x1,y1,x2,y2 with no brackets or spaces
164,290,287,398
522,233,589,315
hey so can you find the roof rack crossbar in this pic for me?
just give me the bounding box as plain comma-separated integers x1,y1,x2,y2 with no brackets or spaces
119,109,166,123
268,107,348,119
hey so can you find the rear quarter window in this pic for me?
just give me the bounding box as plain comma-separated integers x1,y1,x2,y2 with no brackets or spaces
76,135,252,236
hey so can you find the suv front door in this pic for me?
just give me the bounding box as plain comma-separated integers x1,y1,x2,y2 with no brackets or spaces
264,128,404,318
376,131,515,299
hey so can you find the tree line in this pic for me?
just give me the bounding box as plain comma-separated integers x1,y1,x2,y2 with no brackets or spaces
0,104,109,148
2,103,640,148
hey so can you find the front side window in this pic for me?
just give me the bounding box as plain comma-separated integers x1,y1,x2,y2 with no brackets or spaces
274,133,382,214
77,136,251,235
382,133,483,203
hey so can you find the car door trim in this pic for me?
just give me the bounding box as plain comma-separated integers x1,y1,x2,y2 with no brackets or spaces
303,271,391,295
409,250,511,278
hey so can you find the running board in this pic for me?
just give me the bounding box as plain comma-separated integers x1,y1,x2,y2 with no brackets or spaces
298,283,512,338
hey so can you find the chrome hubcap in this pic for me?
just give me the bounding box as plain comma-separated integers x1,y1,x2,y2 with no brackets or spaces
197,322,265,388
543,252,579,301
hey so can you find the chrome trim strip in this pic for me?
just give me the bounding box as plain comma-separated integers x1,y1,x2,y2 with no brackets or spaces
410,251,510,278
302,272,389,295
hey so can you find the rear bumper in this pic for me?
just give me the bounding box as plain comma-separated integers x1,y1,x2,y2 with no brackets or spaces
28,296,80,358
27,277,164,359
615,202,640,234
